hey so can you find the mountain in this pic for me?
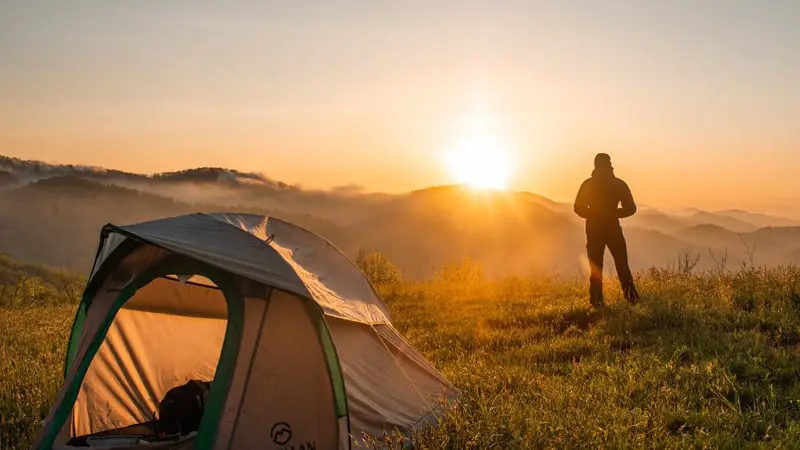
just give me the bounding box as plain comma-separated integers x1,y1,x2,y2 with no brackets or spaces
0,155,143,183
627,210,694,234
0,176,182,270
516,191,573,214
0,169,18,187
0,154,393,224
0,175,348,271
687,211,759,233
629,209,795,236
677,224,741,248
716,209,800,228
0,178,585,277
351,185,582,277
152,167,283,187
2,154,799,277
623,227,703,269
745,227,800,262
672,224,800,268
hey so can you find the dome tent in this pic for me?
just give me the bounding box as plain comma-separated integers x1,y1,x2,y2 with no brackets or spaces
34,213,457,449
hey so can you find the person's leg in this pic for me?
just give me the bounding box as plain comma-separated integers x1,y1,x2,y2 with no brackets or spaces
586,225,606,306
607,225,639,304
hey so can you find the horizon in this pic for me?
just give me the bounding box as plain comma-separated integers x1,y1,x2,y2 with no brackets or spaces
2,1,799,215
4,151,800,221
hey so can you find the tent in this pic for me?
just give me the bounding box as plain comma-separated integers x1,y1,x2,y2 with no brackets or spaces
33,213,457,449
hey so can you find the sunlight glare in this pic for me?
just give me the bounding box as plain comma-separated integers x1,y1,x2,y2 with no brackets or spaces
443,124,515,191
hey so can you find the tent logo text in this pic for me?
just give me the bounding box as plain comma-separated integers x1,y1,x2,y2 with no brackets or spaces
271,422,292,445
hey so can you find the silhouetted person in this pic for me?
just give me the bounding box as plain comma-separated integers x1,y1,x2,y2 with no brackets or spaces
574,153,640,306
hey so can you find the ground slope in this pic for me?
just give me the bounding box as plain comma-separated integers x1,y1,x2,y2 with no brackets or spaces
3,259,800,448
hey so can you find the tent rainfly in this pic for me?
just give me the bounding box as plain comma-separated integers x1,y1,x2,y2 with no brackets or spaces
33,213,457,450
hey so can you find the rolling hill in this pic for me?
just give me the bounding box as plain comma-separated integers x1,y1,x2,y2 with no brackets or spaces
0,175,348,272
677,224,742,248
716,209,800,228
627,210,694,234
686,211,759,233
0,169,18,187
1,154,799,277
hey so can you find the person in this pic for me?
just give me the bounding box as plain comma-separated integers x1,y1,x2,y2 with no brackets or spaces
574,153,640,306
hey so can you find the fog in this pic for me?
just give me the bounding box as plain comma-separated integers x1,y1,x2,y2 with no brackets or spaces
2,155,800,278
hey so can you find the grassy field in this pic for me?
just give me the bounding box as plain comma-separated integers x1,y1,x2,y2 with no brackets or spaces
0,254,81,449
3,259,800,448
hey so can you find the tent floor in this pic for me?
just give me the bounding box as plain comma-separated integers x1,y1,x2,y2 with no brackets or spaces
62,422,196,449
55,437,195,450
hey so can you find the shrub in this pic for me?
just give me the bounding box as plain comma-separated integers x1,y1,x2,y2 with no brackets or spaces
434,258,484,285
356,249,403,285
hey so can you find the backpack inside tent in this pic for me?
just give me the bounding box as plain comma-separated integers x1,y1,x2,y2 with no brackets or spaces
33,213,458,449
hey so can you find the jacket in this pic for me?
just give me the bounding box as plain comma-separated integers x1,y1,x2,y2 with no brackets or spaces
573,169,637,224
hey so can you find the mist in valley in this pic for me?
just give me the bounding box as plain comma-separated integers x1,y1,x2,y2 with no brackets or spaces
2,154,799,279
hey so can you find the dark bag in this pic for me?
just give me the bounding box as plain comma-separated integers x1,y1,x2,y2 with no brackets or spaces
155,379,211,437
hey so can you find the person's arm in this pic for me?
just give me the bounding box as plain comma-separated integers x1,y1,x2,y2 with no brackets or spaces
617,181,637,218
574,180,590,219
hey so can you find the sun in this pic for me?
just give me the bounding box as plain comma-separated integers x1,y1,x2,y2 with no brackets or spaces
443,126,514,191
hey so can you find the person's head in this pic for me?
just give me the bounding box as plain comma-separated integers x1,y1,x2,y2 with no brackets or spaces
592,153,614,176
594,153,612,170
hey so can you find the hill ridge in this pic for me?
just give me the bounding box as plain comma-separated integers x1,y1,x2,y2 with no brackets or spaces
3,153,800,276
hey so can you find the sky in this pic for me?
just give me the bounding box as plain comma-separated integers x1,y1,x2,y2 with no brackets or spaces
1,1,799,214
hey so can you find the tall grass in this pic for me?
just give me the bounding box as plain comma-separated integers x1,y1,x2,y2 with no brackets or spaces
3,260,800,448
0,254,84,308
0,257,81,449
384,266,800,448
0,305,75,449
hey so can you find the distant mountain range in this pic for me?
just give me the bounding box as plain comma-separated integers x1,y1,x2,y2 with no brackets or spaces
1,154,799,278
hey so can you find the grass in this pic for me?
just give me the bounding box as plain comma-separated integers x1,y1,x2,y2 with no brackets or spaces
384,266,800,449
3,262,800,448
0,257,81,449
0,305,75,449
0,254,84,308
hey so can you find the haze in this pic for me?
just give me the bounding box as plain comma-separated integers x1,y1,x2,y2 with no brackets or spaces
1,1,799,215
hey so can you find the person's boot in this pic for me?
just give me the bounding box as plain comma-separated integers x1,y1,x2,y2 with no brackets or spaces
624,282,640,305
590,283,604,307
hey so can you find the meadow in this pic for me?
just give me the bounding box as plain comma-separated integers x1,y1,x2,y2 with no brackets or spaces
3,254,800,448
